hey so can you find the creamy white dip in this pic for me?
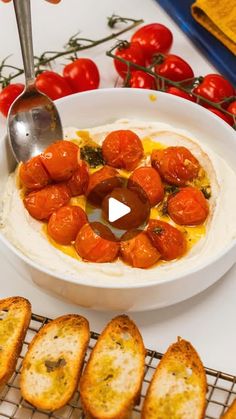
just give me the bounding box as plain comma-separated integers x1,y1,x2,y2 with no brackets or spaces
1,119,236,285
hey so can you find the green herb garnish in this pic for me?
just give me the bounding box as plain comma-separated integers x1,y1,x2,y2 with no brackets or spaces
201,186,211,199
81,146,104,168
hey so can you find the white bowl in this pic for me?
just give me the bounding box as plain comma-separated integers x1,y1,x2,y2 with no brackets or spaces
1,88,236,311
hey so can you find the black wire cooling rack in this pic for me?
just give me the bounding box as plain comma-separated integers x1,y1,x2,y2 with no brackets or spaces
0,313,235,419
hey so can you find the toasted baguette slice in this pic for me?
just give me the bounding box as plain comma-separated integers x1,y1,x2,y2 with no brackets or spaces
0,296,31,387
222,399,236,418
20,314,89,411
80,315,146,419
142,338,207,419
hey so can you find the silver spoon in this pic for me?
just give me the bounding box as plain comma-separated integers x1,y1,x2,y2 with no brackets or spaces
7,0,63,163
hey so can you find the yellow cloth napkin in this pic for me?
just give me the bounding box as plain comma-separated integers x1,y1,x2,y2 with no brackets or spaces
191,0,236,55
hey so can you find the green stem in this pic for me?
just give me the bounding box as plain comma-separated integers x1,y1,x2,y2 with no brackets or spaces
0,16,143,86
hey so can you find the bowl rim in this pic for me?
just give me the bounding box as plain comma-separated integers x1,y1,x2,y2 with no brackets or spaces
1,87,236,290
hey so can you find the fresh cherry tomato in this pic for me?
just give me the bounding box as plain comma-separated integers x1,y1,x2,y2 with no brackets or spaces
24,183,71,221
128,166,164,206
131,23,173,62
0,83,24,117
19,155,51,191
167,186,209,225
114,42,146,79
63,58,100,93
75,222,119,263
155,55,194,82
227,101,236,115
86,165,123,206
41,140,79,181
207,107,234,126
151,146,200,186
193,74,234,103
35,71,72,100
120,230,160,268
129,71,156,89
48,205,87,245
67,160,89,196
147,219,186,260
102,130,144,171
166,86,194,102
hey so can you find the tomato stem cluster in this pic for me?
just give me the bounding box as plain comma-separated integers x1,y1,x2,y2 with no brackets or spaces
106,43,236,129
0,15,144,88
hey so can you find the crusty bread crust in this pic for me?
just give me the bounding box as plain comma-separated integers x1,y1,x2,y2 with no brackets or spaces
142,338,207,419
20,314,90,411
80,315,146,419
0,296,31,387
222,399,236,418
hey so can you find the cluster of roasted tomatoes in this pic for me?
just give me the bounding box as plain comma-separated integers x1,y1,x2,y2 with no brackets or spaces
0,23,235,126
20,130,209,269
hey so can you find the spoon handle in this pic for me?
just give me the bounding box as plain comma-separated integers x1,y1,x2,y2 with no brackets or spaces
13,0,35,87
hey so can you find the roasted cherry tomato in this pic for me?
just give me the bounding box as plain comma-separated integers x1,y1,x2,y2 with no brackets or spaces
75,222,119,262
166,86,194,102
167,186,209,225
102,130,144,171
131,23,173,62
128,166,164,206
114,42,146,79
19,155,50,191
207,107,234,126
155,55,194,82
120,230,160,268
67,160,89,196
86,165,122,206
102,187,150,230
41,140,79,181
193,74,234,103
227,101,236,116
147,219,186,260
63,58,100,93
48,205,87,245
35,71,72,100
24,183,71,221
129,71,156,89
151,146,200,186
0,83,24,117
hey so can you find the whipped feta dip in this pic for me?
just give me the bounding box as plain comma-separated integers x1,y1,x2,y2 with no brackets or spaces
1,119,236,286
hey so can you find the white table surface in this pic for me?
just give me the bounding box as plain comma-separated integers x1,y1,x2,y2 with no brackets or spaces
0,0,236,375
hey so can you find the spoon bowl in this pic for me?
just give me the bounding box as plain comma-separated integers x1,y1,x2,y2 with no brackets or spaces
8,0,63,163
8,85,63,162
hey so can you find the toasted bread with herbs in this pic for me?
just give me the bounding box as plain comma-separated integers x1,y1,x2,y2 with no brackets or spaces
80,315,146,419
222,399,236,418
0,296,31,387
20,314,90,411
142,338,207,419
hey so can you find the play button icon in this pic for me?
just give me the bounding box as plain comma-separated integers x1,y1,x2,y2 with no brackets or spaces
85,176,150,241
108,197,131,222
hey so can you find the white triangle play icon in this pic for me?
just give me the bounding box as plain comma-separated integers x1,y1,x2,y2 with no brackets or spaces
108,197,131,223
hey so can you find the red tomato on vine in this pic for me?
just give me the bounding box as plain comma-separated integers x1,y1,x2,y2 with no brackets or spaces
193,74,234,103
155,55,194,82
0,83,24,117
35,71,72,100
129,71,156,89
131,23,173,62
114,42,145,79
166,86,194,102
63,58,100,92
227,101,236,116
